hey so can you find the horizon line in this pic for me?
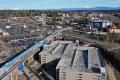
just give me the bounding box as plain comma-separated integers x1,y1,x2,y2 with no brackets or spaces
0,6,120,10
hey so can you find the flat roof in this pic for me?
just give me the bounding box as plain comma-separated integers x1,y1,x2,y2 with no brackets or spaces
88,47,101,69
40,41,73,57
56,42,76,68
56,45,104,73
40,41,59,55
91,19,111,23
51,42,69,56
40,41,104,73
72,50,84,71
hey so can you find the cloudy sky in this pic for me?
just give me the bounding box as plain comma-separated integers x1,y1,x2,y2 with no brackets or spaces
0,0,120,9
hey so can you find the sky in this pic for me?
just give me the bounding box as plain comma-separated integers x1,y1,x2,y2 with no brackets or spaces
0,0,120,9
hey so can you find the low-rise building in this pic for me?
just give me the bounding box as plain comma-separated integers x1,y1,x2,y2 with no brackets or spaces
109,28,120,34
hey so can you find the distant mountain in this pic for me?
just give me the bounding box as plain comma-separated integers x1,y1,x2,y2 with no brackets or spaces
61,7,120,11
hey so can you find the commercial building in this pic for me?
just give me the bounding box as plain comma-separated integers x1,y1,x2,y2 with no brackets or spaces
90,19,112,29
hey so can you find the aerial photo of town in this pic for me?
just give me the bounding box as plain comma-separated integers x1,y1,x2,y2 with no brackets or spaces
0,0,120,80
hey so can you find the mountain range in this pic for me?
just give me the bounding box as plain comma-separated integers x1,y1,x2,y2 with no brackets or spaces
61,7,120,11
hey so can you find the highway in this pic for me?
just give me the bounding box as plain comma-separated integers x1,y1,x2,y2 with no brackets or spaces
0,28,67,80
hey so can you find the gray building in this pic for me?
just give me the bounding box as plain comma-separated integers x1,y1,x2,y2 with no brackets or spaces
39,41,72,65
56,46,107,80
90,19,112,29
39,41,107,80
